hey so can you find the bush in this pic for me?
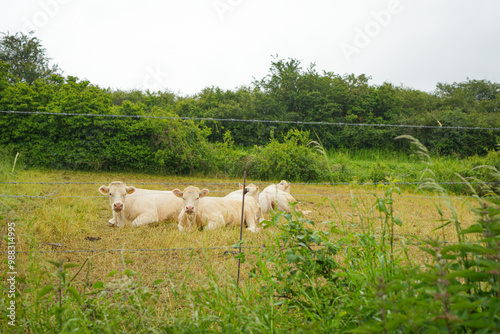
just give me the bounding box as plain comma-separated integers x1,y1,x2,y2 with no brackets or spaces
247,129,331,182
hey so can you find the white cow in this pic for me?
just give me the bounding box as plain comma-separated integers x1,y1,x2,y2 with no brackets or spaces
225,183,263,222
98,181,183,228
173,186,259,232
259,181,311,215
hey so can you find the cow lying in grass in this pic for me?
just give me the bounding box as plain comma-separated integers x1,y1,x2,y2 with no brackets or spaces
98,181,183,228
259,181,311,215
224,183,263,223
173,186,259,232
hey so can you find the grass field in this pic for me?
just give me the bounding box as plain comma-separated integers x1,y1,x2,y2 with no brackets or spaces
1,164,499,332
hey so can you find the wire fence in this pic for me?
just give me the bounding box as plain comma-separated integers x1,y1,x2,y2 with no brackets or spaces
1,179,497,202
2,110,500,131
1,240,462,255
0,191,482,200
1,180,497,186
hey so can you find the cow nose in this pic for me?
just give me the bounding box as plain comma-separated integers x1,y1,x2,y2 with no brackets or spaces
114,203,124,211
185,205,194,212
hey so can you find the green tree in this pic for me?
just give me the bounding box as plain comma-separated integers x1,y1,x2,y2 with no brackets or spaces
0,61,12,93
0,31,60,85
436,79,500,113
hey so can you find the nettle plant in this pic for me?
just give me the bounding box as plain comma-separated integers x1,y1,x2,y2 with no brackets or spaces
248,174,500,332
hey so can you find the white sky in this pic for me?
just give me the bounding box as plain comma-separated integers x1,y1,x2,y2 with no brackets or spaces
1,0,499,96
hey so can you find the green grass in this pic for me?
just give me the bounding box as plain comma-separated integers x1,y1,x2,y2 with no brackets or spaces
326,147,500,194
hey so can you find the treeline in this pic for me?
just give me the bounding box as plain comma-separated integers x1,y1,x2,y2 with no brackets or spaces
0,32,499,180
0,64,330,180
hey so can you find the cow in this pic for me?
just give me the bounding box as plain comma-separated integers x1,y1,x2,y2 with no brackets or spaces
259,181,311,215
225,183,263,222
172,186,259,232
98,181,183,228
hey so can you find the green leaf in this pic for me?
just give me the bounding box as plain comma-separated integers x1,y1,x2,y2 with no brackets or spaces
107,270,119,277
235,252,246,263
433,220,453,230
231,240,244,248
152,279,164,285
46,260,61,267
64,263,82,269
124,268,136,276
37,285,54,301
447,269,491,282
393,217,403,226
377,200,388,213
92,281,104,289
419,247,437,257
286,253,299,263
67,286,82,305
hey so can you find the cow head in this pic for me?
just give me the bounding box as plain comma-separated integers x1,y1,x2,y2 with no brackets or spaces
239,183,260,202
172,186,209,215
98,181,136,213
277,180,291,193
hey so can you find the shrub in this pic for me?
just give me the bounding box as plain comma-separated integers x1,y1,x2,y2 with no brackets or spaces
247,129,331,182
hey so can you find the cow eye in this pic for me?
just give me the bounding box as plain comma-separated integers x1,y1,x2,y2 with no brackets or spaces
109,193,113,196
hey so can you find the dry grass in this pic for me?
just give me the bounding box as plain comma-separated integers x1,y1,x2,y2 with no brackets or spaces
0,169,479,302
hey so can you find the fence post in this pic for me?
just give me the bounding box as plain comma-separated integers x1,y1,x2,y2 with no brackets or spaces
236,171,247,289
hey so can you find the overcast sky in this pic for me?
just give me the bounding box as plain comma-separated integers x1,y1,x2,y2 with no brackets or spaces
2,0,499,96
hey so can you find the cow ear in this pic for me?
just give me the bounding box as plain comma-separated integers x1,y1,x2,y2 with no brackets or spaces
239,183,244,190
172,189,183,198
126,186,136,195
98,186,109,195
200,189,209,198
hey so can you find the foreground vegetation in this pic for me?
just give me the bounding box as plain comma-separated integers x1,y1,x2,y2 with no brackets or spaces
1,143,499,333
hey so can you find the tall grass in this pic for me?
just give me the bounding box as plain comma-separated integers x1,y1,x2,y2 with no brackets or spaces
326,144,500,195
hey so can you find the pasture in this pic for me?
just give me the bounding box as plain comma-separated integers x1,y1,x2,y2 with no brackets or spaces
1,168,498,333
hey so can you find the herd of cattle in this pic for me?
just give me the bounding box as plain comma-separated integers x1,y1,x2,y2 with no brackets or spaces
98,181,311,232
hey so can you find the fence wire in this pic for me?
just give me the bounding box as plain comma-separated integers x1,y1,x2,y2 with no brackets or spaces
2,110,500,131
1,240,462,255
1,180,497,187
0,192,479,201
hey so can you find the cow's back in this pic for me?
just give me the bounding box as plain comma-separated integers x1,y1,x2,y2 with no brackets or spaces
197,197,243,227
125,189,183,222
260,187,297,213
